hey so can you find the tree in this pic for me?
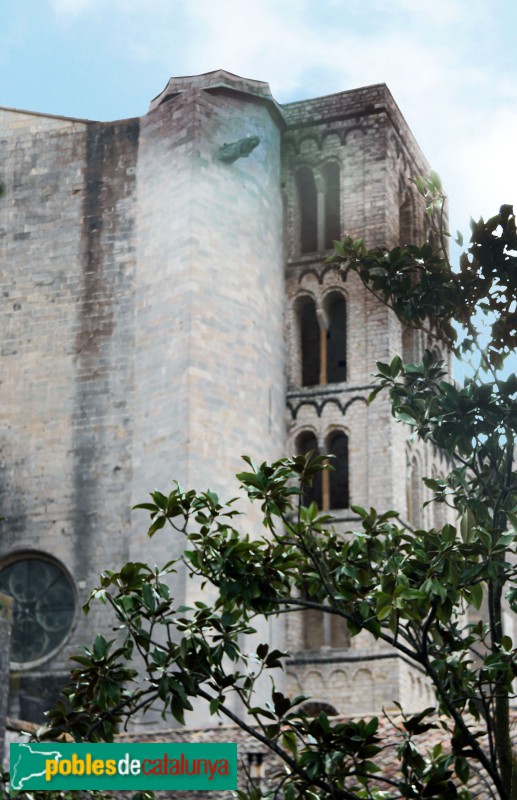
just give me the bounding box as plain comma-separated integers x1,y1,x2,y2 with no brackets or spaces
36,176,516,799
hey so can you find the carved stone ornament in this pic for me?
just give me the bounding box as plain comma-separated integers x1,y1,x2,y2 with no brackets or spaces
217,135,260,164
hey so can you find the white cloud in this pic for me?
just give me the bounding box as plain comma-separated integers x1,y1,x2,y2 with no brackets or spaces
443,105,517,229
51,0,95,14
51,0,172,16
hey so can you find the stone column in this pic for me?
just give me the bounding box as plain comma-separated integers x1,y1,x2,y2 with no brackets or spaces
0,593,13,764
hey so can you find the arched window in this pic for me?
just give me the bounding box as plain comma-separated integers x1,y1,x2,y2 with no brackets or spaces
297,296,320,387
322,162,340,249
300,700,339,717
326,431,349,509
296,428,350,653
407,456,422,527
296,167,318,253
0,554,76,666
325,292,346,383
294,430,349,511
296,431,322,509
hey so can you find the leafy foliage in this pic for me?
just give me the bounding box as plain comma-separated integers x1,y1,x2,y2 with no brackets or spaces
35,444,516,798
329,173,517,370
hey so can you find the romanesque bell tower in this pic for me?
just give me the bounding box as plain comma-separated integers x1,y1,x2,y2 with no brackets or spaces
279,84,451,715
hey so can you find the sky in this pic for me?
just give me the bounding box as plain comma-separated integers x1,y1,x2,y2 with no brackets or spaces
2,0,517,232
1,0,516,373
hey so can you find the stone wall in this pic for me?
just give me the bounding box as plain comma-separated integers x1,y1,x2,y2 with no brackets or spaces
0,106,139,718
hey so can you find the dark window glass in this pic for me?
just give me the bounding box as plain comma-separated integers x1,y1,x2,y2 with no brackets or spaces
296,431,322,509
0,557,76,664
297,167,318,253
299,297,320,387
327,432,349,509
326,293,346,383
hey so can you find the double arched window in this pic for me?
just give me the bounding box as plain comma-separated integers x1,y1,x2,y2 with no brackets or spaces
295,291,347,387
295,429,351,652
296,163,341,254
295,430,349,511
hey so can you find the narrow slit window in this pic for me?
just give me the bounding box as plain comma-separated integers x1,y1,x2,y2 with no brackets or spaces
326,293,346,383
296,167,318,253
323,162,340,249
296,431,322,509
327,431,349,509
298,297,320,387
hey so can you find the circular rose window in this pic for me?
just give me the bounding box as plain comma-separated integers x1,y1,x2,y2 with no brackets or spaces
0,556,76,666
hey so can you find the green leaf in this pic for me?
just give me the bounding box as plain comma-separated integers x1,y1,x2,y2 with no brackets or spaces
142,583,156,612
468,582,483,610
429,169,443,192
367,385,384,403
133,502,159,512
454,230,464,247
455,755,470,784
209,698,221,715
256,643,269,659
390,355,402,376
376,361,392,378
148,515,166,537
92,634,109,660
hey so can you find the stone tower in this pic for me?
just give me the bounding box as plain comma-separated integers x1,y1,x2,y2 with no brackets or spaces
280,86,451,716
0,71,449,724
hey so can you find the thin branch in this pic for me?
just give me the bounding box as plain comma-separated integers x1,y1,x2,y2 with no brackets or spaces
193,686,362,800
